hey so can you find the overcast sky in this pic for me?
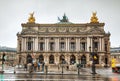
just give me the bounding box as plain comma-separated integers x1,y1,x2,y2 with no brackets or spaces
0,0,120,48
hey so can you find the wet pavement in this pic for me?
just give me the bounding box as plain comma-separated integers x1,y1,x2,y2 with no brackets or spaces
0,73,108,81
0,66,120,81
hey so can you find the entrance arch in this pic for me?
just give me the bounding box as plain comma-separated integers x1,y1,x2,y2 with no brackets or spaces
81,55,86,64
49,55,54,64
39,55,44,63
60,55,66,64
27,54,32,64
70,55,76,65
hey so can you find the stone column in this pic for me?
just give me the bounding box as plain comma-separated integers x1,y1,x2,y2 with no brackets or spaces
76,38,79,52
46,38,49,51
65,38,68,51
99,38,101,52
102,38,104,52
21,38,24,52
87,37,90,52
24,37,26,51
67,38,70,52
35,37,38,51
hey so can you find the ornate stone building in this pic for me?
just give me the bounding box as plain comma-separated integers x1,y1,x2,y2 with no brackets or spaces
17,12,110,67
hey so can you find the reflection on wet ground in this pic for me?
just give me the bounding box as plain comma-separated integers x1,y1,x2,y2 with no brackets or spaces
0,73,114,81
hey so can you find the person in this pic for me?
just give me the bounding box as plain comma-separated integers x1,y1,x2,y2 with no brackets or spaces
38,62,40,71
111,57,117,72
24,63,27,71
34,62,37,72
42,62,45,72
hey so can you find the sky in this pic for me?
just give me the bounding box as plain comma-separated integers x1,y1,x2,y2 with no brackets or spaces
0,0,120,48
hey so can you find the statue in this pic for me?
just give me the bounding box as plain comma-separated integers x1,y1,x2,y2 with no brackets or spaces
28,12,35,23
90,12,99,23
58,13,69,22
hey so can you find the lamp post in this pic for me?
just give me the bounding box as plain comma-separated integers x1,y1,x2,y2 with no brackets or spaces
61,58,64,75
89,46,97,74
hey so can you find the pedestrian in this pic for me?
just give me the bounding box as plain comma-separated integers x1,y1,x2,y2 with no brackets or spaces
111,56,117,72
24,63,27,71
42,62,45,72
38,62,40,71
34,62,37,72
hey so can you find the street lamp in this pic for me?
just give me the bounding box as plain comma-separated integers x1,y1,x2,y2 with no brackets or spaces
89,46,97,74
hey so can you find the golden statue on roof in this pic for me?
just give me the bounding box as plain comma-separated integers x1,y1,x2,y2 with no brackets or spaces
90,12,99,23
28,12,35,23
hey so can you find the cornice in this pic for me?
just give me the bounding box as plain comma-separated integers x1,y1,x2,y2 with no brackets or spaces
21,23,105,27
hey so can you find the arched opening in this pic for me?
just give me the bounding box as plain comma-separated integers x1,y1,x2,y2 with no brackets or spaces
49,55,54,64
27,54,32,64
60,55,66,64
81,55,86,64
70,55,76,65
39,55,44,63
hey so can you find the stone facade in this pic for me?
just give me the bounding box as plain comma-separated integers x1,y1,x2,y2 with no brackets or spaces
17,13,110,67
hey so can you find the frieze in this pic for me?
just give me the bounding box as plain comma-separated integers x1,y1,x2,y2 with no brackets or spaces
69,27,77,32
48,27,56,32
39,27,46,32
21,29,38,34
87,27,105,34
59,27,66,32
79,27,87,32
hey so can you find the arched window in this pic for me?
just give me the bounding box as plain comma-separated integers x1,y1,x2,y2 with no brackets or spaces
81,55,86,64
60,55,66,64
39,55,44,63
70,55,76,65
27,54,32,64
49,55,54,64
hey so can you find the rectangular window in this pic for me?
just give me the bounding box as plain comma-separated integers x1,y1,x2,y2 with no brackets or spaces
70,42,75,51
50,42,54,51
39,42,45,51
93,42,98,51
60,42,65,51
27,42,32,50
80,42,85,51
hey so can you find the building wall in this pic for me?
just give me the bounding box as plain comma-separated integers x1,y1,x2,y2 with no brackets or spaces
17,15,111,67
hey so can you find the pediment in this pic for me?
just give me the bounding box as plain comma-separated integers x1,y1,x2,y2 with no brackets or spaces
87,27,105,34
21,29,38,34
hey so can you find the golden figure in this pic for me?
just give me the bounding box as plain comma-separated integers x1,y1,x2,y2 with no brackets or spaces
28,12,35,23
90,12,99,23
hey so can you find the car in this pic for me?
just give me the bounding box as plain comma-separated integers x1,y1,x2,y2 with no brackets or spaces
112,64,120,73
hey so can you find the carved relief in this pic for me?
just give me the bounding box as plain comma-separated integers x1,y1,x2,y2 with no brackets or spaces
69,27,77,32
59,27,66,32
87,28,105,34
22,29,38,34
48,27,56,32
79,27,86,32
39,27,46,32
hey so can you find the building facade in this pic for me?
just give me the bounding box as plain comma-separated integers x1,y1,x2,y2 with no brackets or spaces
17,12,110,67
110,47,120,62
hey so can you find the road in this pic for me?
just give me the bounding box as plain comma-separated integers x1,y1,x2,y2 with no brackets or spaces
0,73,109,81
0,66,120,81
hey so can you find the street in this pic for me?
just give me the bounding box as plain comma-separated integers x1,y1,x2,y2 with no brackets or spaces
0,73,109,81
0,66,120,81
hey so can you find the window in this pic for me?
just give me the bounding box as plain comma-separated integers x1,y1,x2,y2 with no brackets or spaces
50,42,54,51
27,42,33,50
80,42,85,51
60,42,65,51
49,55,54,64
93,42,98,51
70,42,75,51
39,42,45,51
